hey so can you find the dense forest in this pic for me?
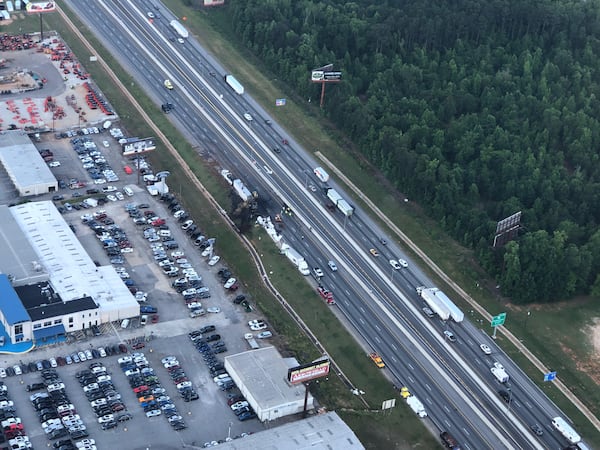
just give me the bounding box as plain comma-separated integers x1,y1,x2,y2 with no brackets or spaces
220,0,600,303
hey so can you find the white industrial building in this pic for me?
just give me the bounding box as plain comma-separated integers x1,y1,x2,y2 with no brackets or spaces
218,411,364,450
224,346,314,422
0,130,58,196
0,201,139,346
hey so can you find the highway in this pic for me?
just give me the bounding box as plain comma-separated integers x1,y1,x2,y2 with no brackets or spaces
63,1,582,448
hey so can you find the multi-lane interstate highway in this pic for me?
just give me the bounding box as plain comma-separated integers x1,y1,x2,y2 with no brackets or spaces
62,1,587,448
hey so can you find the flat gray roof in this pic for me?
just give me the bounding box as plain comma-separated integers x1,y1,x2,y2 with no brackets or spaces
218,411,364,450
0,205,49,286
225,346,307,410
0,130,56,194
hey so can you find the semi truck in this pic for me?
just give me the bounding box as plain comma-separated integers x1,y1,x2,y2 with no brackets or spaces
224,74,244,95
232,179,253,202
406,395,427,418
326,188,354,217
491,363,509,383
282,245,310,276
170,20,189,39
552,416,581,444
313,167,330,183
417,287,451,321
416,286,464,323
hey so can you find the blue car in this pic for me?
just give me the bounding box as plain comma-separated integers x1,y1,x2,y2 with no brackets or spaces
238,411,257,421
140,306,157,314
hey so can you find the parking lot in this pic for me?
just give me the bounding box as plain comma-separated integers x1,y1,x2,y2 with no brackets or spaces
0,127,273,448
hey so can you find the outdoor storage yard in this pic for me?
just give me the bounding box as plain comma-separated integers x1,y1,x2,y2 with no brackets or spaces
0,32,114,132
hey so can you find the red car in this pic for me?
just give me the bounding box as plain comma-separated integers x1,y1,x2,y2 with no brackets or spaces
133,385,148,394
124,166,133,174
151,218,165,226
132,342,145,350
282,139,289,145
151,314,159,323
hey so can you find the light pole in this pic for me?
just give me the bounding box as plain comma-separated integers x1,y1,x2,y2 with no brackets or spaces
227,421,233,441
525,311,531,330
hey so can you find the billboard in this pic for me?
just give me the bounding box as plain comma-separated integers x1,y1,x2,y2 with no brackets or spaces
311,70,342,82
122,137,156,157
26,1,56,13
288,359,330,384
203,0,225,5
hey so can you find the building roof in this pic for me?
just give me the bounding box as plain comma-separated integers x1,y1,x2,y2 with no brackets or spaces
225,346,308,411
0,130,56,192
15,282,97,322
0,205,49,286
0,274,31,325
9,201,138,315
218,411,364,450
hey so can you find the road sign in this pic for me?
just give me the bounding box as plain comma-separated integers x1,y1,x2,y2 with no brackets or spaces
544,371,557,382
491,313,507,327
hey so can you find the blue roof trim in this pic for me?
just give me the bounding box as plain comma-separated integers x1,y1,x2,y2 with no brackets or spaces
0,274,30,325
33,324,65,340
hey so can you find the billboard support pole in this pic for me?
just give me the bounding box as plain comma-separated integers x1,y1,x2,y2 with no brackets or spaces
302,382,310,418
39,13,43,42
319,82,326,108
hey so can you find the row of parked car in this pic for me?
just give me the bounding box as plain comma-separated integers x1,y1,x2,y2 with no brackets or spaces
118,352,189,431
0,381,32,450
29,368,90,447
75,362,129,432
70,136,120,185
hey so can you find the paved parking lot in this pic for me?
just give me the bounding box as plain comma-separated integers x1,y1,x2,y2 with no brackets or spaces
0,129,274,448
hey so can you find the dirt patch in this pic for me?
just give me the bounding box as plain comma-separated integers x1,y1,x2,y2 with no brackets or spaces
565,318,600,385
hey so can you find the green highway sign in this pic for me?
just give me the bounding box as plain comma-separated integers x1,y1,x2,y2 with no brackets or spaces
491,313,507,327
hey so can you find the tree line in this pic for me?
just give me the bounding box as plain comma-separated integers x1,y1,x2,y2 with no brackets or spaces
213,0,600,303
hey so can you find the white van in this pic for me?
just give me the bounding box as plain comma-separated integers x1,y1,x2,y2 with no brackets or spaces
123,186,134,197
120,319,130,329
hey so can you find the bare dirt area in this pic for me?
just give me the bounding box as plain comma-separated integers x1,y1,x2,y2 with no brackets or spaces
0,32,116,132
582,318,600,384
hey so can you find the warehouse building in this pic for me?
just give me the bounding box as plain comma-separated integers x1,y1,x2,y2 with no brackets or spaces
0,130,57,196
0,201,139,348
224,346,314,422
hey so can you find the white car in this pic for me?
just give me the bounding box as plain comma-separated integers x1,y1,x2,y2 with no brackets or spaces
164,360,179,369
161,356,177,364
243,113,253,122
90,399,107,408
106,194,117,202
187,302,202,310
480,344,492,355
173,210,186,219
263,165,273,174
223,277,237,289
177,38,185,44
102,185,117,193
147,11,155,19
48,161,61,167
102,140,110,148
250,323,267,331
171,251,185,258
93,178,107,185
231,401,249,411
0,368,6,378
201,246,213,257
257,331,272,339
206,307,221,314
327,260,338,272
49,357,58,368
115,191,125,201
146,409,162,417
398,259,409,268
176,381,192,390
97,414,114,424
313,267,324,278
181,220,194,230
76,439,96,448
389,259,401,270
248,320,265,327
98,347,107,357
208,255,220,266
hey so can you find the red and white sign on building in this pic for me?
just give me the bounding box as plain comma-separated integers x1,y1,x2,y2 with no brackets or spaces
288,359,330,384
